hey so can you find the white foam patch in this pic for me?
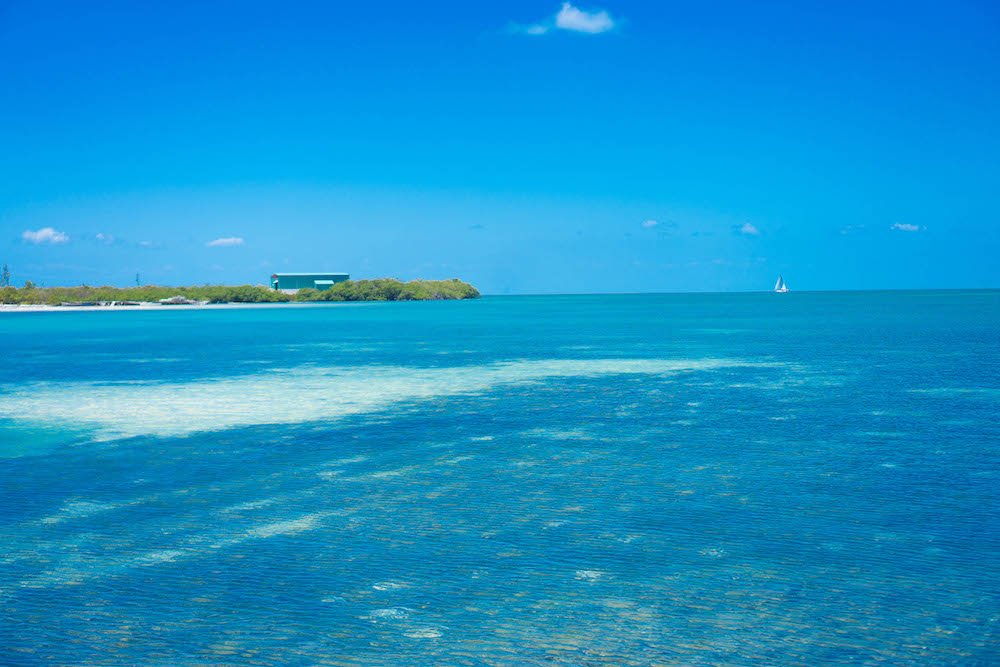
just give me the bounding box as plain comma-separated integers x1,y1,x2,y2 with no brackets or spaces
524,427,594,441
138,549,187,565
372,580,410,591
438,455,475,465
360,466,420,480
404,627,443,639
0,358,751,440
125,357,186,364
219,498,281,513
699,547,726,558
39,500,123,525
11,510,339,593
246,513,329,538
368,607,412,621
323,455,369,466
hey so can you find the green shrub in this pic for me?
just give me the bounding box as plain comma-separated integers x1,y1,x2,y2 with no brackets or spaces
295,288,321,302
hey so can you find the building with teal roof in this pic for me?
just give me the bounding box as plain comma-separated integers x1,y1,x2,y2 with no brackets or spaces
270,273,349,292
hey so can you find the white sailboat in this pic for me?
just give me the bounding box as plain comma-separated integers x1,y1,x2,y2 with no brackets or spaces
774,275,789,293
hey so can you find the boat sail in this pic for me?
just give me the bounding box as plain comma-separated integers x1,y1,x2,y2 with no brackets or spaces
774,275,789,293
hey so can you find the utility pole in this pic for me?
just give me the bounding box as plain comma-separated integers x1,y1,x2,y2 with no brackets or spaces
1,264,10,288
136,272,141,287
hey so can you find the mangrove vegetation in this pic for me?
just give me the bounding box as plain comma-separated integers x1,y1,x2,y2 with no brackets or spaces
0,278,480,305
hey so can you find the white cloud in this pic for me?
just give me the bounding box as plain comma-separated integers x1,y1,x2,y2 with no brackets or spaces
641,219,658,229
738,223,760,236
508,20,550,35
22,227,69,244
891,223,922,232
513,2,616,36
523,24,549,35
96,232,115,244
207,237,245,247
555,2,615,33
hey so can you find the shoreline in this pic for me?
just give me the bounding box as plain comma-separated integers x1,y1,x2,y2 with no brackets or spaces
0,302,375,313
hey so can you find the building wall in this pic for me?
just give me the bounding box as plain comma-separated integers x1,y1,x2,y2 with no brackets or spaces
270,274,349,291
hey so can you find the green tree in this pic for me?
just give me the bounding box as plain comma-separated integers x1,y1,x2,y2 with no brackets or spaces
295,288,321,302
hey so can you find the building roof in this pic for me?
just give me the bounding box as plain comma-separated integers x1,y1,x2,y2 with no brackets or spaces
272,272,349,277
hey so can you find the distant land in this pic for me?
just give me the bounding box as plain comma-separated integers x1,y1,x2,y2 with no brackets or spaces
0,278,480,307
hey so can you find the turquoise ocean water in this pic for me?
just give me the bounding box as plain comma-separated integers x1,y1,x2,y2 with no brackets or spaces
1,292,998,665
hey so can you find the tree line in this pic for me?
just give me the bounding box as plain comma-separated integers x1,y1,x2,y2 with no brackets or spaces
0,278,480,305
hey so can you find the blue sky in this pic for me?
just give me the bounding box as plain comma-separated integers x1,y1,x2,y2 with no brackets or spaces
1,0,998,293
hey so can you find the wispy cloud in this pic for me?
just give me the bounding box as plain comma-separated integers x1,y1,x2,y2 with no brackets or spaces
513,2,617,36
206,237,245,247
641,219,658,229
890,223,923,232
22,227,69,245
840,224,865,235
520,24,550,35
556,2,615,33
737,222,760,236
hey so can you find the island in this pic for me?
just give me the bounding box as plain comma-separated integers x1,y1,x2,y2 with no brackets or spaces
0,278,480,307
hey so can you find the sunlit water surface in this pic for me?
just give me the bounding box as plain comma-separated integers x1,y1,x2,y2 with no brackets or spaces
1,292,997,665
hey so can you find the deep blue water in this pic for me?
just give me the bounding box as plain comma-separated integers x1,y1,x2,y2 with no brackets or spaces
1,292,998,665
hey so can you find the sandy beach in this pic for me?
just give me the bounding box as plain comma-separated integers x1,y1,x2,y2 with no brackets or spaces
0,302,357,313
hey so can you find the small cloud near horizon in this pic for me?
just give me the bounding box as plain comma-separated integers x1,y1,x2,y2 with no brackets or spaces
891,223,923,232
512,2,617,36
641,219,658,228
737,223,760,236
22,227,69,245
206,237,245,247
